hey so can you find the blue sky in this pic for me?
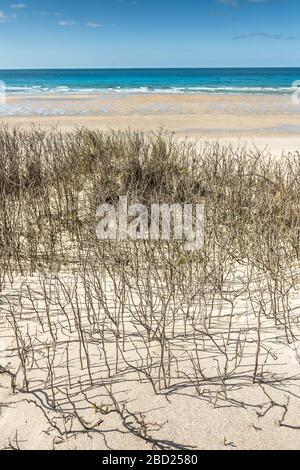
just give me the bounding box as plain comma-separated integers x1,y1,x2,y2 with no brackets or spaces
0,0,298,68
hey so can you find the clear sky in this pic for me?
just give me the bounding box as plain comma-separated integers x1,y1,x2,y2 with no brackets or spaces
0,0,298,68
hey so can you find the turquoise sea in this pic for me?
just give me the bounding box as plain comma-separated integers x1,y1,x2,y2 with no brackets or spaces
0,68,299,95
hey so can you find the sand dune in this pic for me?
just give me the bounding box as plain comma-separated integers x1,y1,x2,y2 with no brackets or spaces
1,129,300,450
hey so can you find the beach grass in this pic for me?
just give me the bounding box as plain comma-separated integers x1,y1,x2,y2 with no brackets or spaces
1,127,300,449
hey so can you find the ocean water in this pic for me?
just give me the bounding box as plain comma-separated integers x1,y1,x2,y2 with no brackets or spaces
0,68,300,95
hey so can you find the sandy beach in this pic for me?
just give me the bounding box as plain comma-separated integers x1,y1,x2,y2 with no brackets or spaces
1,92,300,451
1,92,300,156
1,0,300,456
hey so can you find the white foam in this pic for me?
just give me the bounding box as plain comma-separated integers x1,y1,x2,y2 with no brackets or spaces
4,85,294,96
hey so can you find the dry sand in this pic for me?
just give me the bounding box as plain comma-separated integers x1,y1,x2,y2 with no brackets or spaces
1,267,300,451
1,92,300,156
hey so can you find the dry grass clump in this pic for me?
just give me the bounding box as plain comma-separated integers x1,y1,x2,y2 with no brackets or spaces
1,126,300,449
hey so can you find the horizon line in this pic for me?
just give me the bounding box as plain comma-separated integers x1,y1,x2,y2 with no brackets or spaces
0,66,300,71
